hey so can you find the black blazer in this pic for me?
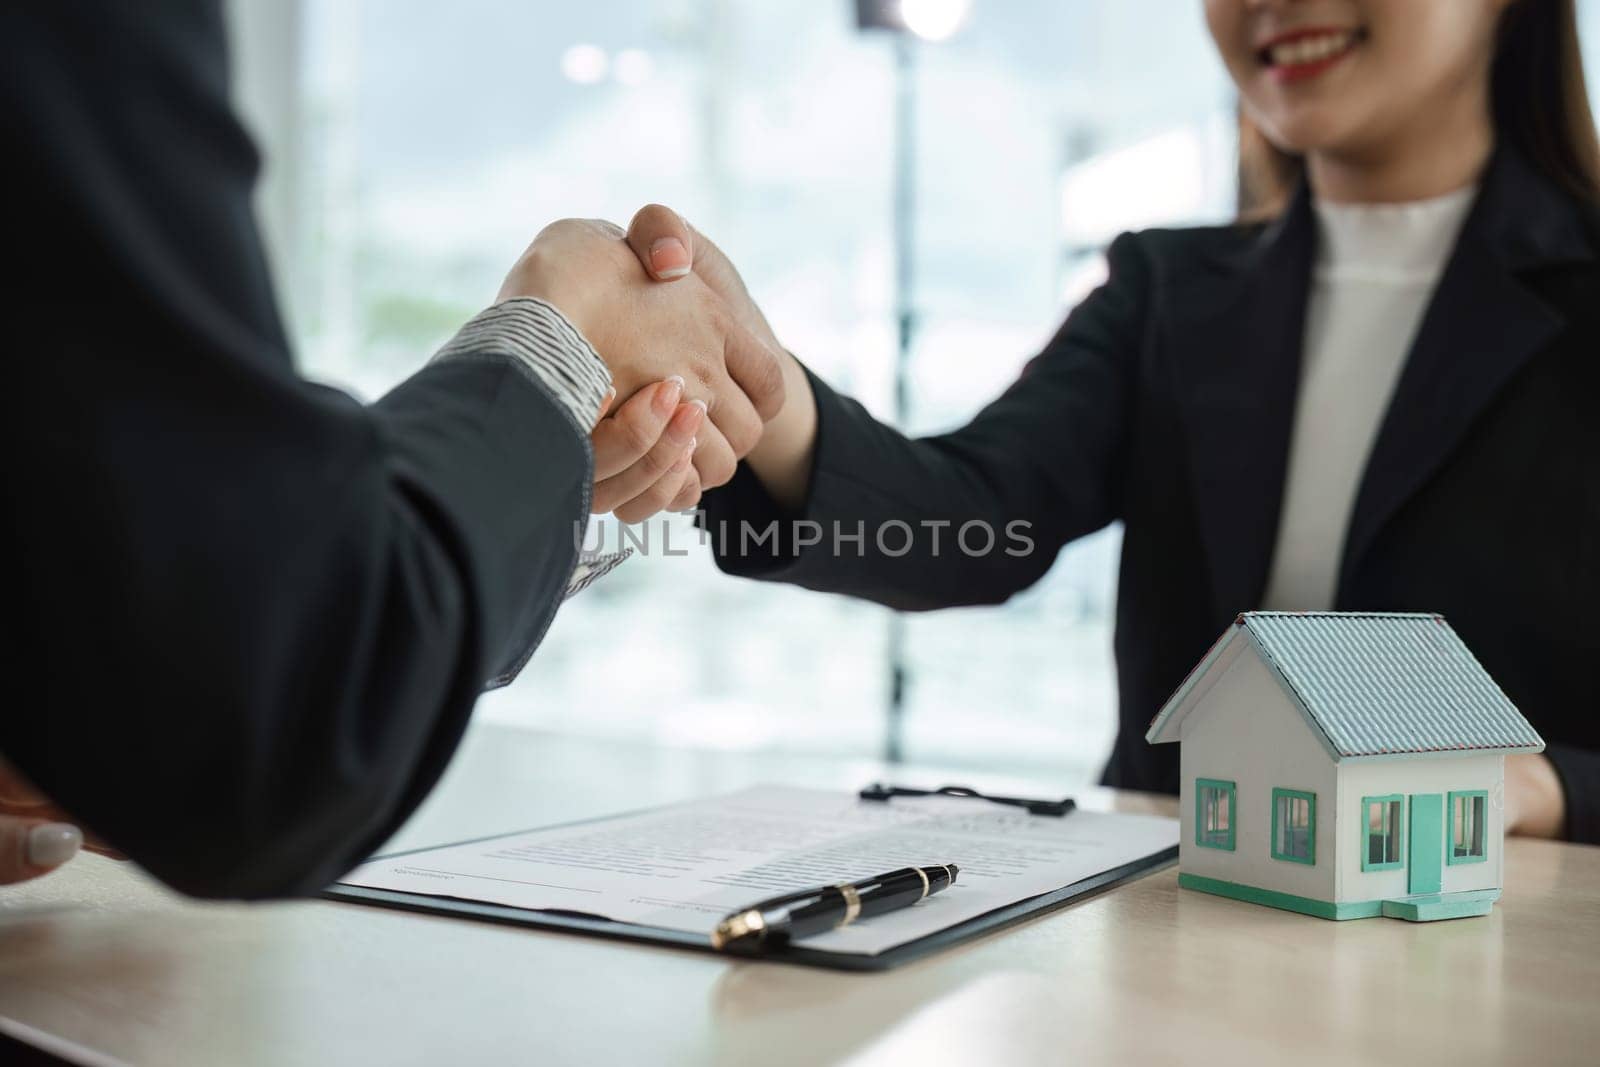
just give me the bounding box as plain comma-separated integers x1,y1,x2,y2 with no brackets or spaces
703,144,1600,843
3,2,589,894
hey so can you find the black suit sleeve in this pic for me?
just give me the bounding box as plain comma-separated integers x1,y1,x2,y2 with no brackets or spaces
1,1,588,896
699,233,1149,610
1544,744,1600,844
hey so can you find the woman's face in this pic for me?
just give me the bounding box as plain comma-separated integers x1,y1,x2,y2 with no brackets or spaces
1204,0,1507,159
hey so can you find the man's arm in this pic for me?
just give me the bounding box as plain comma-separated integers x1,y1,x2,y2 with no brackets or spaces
0,2,775,897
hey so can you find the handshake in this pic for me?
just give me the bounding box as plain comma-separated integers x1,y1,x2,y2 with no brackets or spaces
499,205,793,523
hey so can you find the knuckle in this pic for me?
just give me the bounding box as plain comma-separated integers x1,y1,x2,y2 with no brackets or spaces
630,202,677,231
756,360,787,416
533,218,570,243
691,360,718,395
644,477,677,509
621,417,657,457
671,472,702,511
621,482,675,523
700,453,736,489
637,448,669,479
724,416,761,458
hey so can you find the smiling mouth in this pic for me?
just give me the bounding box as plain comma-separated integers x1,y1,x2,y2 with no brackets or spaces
1256,27,1366,83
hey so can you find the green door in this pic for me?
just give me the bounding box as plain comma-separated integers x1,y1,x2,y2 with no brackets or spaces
1408,793,1444,895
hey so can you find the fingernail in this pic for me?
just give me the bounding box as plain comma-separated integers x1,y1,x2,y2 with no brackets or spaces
655,376,684,415
689,398,708,413
27,823,82,868
668,403,703,440
650,237,691,279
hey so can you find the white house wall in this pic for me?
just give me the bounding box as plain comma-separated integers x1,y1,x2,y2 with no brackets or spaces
1333,754,1504,903
1178,650,1336,902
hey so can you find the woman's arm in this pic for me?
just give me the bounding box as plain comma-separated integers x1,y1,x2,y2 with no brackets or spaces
633,232,1146,611
614,208,1149,609
1525,746,1600,844
743,349,819,512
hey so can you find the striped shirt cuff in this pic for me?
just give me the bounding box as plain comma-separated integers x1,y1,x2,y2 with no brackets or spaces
433,298,631,601
432,297,612,431
565,548,633,599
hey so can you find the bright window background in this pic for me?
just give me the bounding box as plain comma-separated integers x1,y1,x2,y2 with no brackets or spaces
243,0,1600,784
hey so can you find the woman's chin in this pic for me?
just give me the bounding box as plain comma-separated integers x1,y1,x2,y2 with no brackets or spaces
1252,110,1366,162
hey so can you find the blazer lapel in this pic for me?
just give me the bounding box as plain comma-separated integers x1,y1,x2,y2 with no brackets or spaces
1336,146,1596,600
1172,186,1316,619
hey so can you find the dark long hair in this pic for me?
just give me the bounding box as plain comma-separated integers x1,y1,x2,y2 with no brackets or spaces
1238,0,1600,216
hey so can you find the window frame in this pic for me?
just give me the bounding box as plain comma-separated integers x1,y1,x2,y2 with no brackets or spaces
1360,794,1405,872
1447,790,1489,865
1270,787,1317,866
1194,778,1237,851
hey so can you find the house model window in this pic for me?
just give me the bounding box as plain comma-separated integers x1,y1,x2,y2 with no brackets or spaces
1363,795,1404,871
1450,791,1488,864
1272,788,1315,864
1196,779,1236,850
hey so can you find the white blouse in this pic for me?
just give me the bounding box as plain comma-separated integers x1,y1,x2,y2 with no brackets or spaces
1261,184,1478,610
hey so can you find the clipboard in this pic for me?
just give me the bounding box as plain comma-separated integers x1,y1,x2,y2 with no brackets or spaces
322,788,1178,973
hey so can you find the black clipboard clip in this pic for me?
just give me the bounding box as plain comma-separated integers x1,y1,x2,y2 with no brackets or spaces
858,783,1076,817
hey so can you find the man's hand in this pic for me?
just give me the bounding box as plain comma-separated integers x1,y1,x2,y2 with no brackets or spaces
498,219,785,495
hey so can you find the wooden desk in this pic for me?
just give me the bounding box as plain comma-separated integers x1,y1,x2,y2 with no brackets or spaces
1,726,1595,1066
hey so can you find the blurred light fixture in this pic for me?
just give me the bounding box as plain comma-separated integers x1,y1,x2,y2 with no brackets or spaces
560,44,609,85
613,48,655,87
898,0,970,41
854,0,971,41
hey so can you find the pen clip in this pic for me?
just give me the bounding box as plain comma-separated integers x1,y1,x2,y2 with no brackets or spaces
858,783,1076,817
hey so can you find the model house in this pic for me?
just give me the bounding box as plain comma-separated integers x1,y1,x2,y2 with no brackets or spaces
1146,612,1544,922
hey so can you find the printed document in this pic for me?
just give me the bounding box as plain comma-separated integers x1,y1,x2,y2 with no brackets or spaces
341,786,1178,956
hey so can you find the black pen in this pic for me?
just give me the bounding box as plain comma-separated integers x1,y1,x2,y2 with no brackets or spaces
710,864,959,949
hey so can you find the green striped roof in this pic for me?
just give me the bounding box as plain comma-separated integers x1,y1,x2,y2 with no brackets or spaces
1147,612,1544,759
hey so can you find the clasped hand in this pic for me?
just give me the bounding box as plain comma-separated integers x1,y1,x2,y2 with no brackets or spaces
500,208,784,522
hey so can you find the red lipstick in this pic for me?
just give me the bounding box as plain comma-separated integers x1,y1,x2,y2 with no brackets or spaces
1256,26,1362,85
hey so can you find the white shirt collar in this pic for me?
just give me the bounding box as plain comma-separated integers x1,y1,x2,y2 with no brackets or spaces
1312,184,1478,284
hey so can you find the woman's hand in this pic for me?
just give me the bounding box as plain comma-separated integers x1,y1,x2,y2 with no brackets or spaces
591,377,706,520
0,761,97,884
622,207,783,356
1504,753,1566,838
596,205,818,518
